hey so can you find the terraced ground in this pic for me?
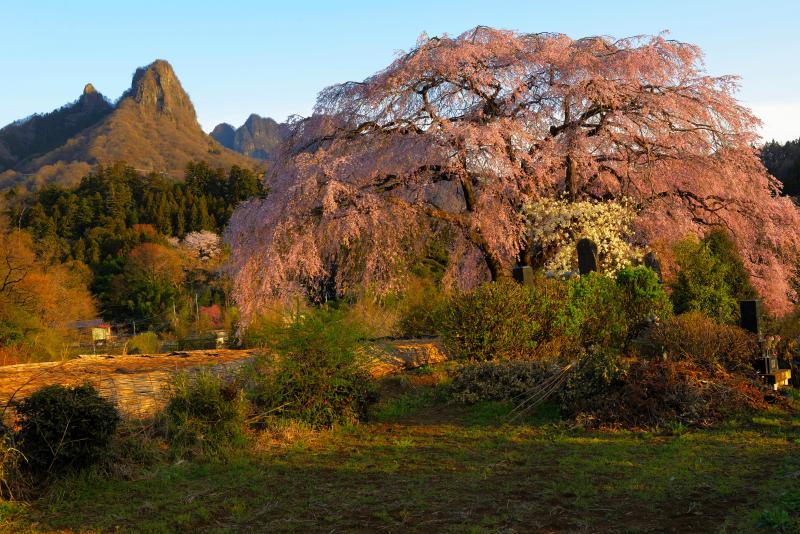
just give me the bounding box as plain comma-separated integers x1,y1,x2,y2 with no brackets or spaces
0,368,798,533
0,340,446,420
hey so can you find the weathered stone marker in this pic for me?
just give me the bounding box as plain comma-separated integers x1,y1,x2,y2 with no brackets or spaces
643,251,663,283
512,265,535,288
739,299,761,337
740,299,791,389
576,238,598,275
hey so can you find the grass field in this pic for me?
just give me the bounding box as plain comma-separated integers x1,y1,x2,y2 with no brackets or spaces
1,370,798,533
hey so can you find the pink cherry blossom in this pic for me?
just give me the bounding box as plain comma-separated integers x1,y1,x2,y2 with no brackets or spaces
226,27,800,324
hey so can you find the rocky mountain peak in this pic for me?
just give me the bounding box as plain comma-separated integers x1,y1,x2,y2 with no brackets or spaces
210,123,236,150
125,59,197,124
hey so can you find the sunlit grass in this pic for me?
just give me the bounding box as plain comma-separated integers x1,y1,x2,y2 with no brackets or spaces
1,382,798,533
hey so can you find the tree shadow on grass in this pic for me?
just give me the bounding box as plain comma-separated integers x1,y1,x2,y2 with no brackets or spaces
7,405,798,534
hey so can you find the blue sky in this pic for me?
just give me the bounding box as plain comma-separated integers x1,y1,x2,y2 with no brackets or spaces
2,0,799,141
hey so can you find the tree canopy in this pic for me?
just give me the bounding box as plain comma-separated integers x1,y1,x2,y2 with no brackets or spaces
226,27,800,322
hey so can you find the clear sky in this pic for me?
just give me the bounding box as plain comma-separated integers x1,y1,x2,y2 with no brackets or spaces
2,0,799,142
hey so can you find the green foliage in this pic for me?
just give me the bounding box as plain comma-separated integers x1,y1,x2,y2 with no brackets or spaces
615,265,673,334
637,311,757,372
164,370,249,455
14,384,120,475
111,243,186,322
439,278,557,361
13,161,262,322
126,332,160,354
440,270,671,362
560,346,626,416
671,230,756,323
447,360,551,404
244,308,376,428
397,276,448,338
562,273,628,349
702,229,758,302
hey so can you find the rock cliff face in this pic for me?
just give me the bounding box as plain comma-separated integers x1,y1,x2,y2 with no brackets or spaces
210,114,289,160
0,60,259,189
124,60,198,125
210,123,236,150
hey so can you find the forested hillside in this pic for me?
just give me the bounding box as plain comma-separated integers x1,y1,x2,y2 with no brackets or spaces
761,138,800,196
2,161,263,351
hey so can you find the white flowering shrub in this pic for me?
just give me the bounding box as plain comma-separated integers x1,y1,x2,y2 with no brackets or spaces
523,197,640,275
181,231,222,261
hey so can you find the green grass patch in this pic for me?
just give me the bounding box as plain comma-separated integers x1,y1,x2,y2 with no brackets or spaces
1,373,798,533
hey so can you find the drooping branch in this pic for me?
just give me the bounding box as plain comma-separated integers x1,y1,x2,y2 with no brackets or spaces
226,26,800,322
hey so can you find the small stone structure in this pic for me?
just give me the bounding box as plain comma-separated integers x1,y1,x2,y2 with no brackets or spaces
739,300,791,390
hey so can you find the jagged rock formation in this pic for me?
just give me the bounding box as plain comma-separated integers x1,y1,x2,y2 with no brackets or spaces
210,123,236,150
211,114,289,160
0,60,259,189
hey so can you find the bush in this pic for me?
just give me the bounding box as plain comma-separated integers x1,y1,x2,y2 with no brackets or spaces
245,307,376,428
572,359,766,428
562,273,628,349
447,360,553,404
339,288,402,339
560,346,627,416
14,384,120,475
440,270,670,361
397,276,448,338
126,332,159,354
615,266,673,335
0,423,21,498
164,370,249,454
637,312,757,372
440,278,564,361
670,230,756,323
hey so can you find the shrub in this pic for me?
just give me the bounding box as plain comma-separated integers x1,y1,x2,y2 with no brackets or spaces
670,230,756,323
397,276,448,338
245,308,376,428
560,346,627,416
126,332,159,354
342,289,401,339
637,312,757,372
615,266,673,335
562,273,628,350
447,360,552,404
14,384,120,475
164,370,249,454
702,229,758,303
572,359,766,428
441,269,671,362
440,278,562,361
0,423,21,498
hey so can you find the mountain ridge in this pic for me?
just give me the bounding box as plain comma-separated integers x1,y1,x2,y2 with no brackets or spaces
0,60,259,189
210,114,289,160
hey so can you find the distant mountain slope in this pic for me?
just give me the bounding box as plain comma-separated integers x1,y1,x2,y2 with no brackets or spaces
0,60,259,189
761,138,800,196
0,84,112,173
211,114,289,160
